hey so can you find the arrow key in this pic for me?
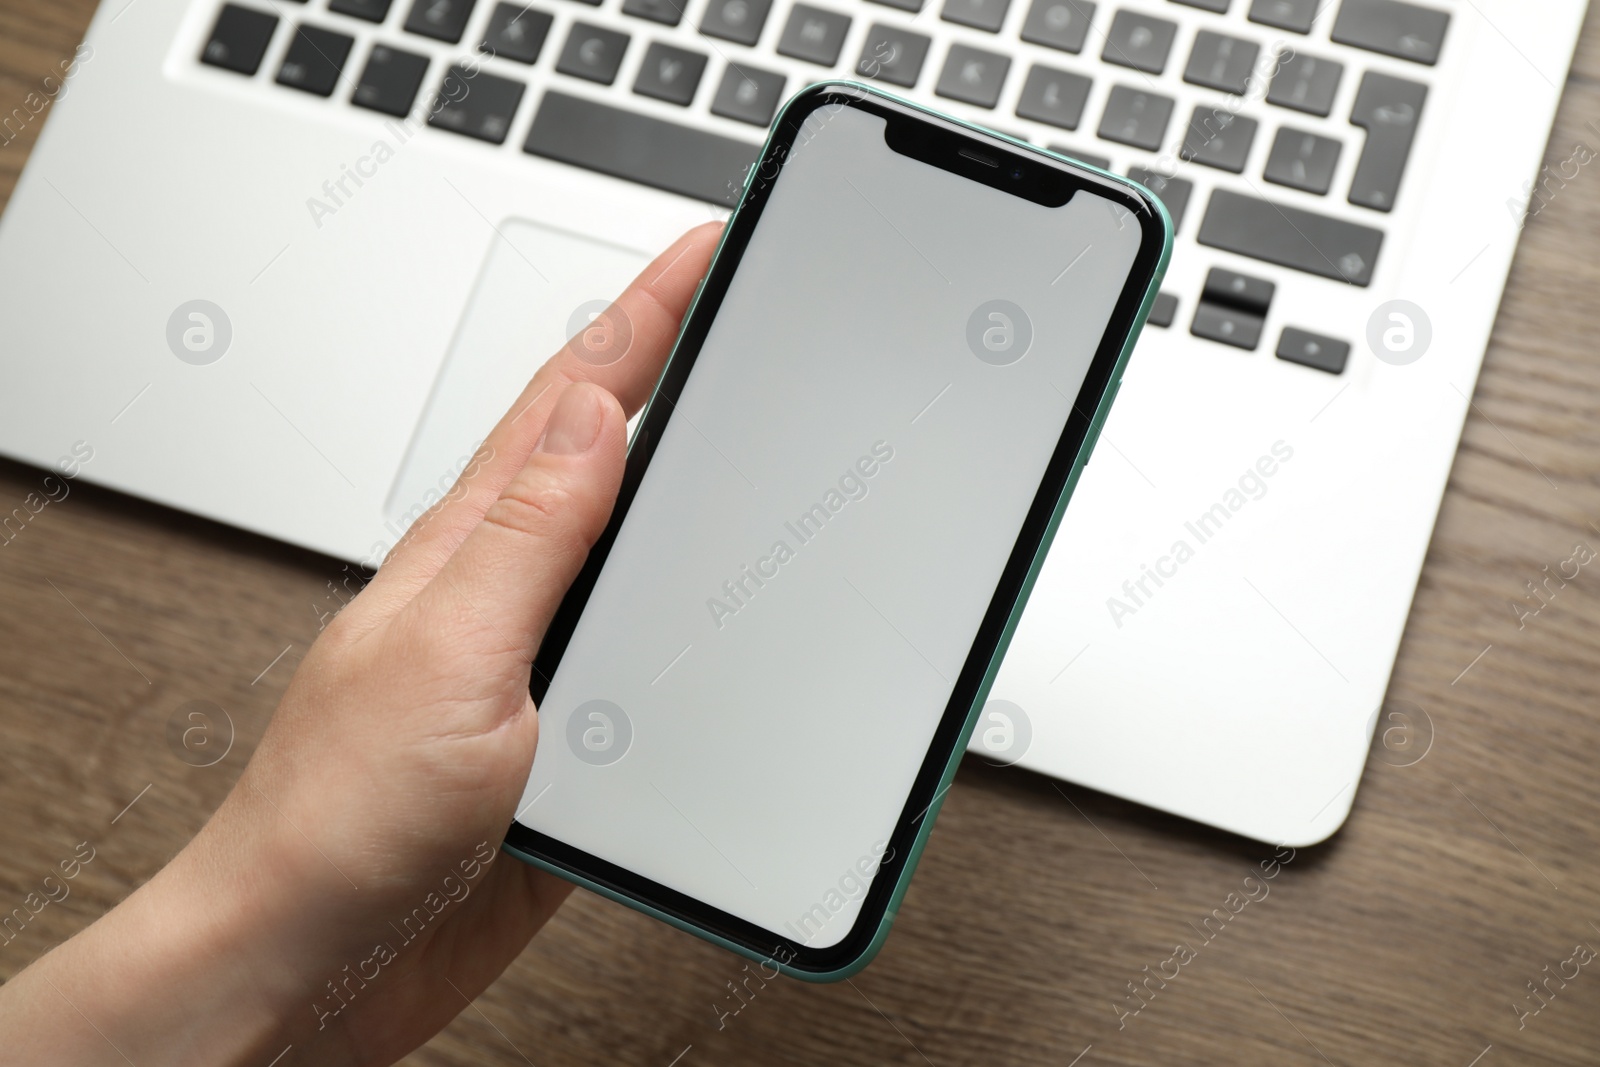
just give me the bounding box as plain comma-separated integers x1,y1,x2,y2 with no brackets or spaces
1276,327,1350,373
1191,302,1264,351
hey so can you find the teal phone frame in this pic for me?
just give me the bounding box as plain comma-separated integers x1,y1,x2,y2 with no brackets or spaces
504,81,1173,982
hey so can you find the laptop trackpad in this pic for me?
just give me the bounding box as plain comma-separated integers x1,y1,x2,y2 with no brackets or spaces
385,220,650,538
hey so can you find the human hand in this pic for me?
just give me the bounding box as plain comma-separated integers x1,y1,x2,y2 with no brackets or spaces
0,222,724,1066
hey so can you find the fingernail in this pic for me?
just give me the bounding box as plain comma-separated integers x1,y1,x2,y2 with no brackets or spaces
538,384,603,455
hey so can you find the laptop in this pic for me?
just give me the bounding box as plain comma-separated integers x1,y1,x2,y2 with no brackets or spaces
0,0,1583,846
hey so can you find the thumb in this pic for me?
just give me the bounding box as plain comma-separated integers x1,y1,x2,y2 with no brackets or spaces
400,381,628,667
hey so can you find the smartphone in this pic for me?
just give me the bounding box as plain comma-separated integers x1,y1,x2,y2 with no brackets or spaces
504,82,1171,980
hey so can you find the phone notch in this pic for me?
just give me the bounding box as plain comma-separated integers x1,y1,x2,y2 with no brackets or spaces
883,114,1075,208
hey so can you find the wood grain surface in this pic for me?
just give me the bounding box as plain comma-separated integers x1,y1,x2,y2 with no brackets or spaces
3,2,1599,1064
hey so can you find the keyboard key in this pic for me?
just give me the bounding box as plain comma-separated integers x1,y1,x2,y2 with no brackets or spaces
1184,31,1259,95
428,64,524,142
868,0,924,10
1266,50,1342,116
1332,0,1449,66
329,0,394,22
1102,10,1176,75
1202,266,1274,314
1248,0,1316,32
1148,291,1178,327
1180,107,1257,172
622,0,687,24
857,25,931,87
1171,0,1227,11
1097,86,1172,150
481,3,553,63
1050,145,1110,169
404,0,476,42
936,45,1011,108
1193,267,1270,349
634,42,706,105
201,4,279,75
701,0,773,46
277,25,355,96
1127,165,1192,231
352,43,429,115
1348,71,1426,211
711,63,787,125
1197,188,1382,285
1277,326,1349,373
1016,64,1091,129
1020,0,1095,53
943,0,1012,32
1264,127,1341,194
778,5,851,66
1191,302,1263,349
557,23,629,83
525,90,759,204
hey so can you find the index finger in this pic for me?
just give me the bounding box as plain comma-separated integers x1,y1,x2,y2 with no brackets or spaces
549,220,725,413
353,222,723,615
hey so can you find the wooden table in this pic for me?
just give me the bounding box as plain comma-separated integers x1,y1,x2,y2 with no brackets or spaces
3,2,1599,1063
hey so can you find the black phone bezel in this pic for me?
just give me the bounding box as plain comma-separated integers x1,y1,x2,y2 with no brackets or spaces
505,82,1169,977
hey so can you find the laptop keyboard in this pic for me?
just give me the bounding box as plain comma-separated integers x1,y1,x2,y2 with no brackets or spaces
196,0,1449,374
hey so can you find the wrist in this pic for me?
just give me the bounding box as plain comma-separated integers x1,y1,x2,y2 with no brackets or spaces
0,819,358,1067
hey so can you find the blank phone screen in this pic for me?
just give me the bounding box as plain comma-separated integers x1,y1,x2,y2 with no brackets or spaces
515,103,1143,949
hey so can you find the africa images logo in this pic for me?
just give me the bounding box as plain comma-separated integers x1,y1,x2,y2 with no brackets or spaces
566,698,633,766
166,300,232,366
966,299,1033,366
